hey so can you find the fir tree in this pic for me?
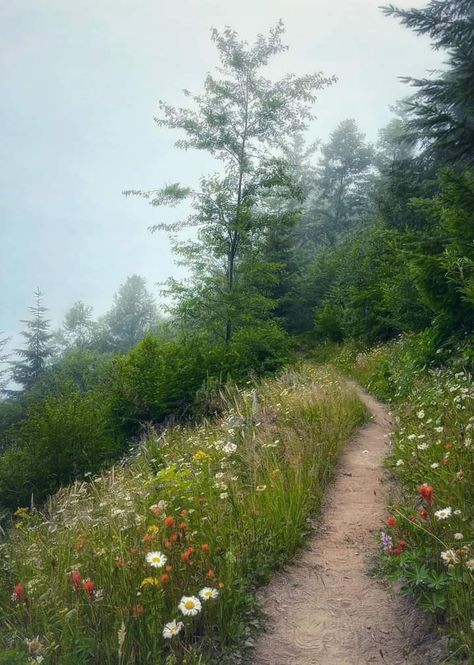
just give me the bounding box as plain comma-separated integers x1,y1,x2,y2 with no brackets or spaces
383,0,474,163
11,289,55,391
104,275,158,352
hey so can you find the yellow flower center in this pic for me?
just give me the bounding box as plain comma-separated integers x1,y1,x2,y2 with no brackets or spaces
185,600,195,609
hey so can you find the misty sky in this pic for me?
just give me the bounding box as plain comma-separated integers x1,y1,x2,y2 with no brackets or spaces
1,0,443,344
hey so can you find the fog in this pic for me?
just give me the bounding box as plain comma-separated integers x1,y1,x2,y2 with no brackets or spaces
1,0,442,342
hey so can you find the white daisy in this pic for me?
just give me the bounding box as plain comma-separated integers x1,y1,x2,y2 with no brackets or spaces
465,559,474,571
199,587,219,601
178,595,202,616
146,551,167,568
440,549,459,566
162,619,183,639
434,507,452,520
454,533,464,540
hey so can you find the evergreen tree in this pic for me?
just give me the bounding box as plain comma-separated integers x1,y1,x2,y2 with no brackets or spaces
308,119,375,247
57,301,96,350
0,335,10,394
383,0,474,163
125,22,335,343
104,275,158,352
11,289,55,391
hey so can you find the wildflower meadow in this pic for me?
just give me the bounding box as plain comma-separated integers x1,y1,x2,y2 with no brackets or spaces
0,364,365,664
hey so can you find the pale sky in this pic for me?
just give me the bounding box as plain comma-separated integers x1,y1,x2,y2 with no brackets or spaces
0,0,443,343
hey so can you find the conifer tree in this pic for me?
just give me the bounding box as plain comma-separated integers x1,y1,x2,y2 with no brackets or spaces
383,0,474,163
59,301,96,349
309,119,375,247
11,289,55,391
104,275,158,352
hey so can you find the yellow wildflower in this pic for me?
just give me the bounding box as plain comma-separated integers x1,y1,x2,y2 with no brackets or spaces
193,450,210,462
140,577,161,588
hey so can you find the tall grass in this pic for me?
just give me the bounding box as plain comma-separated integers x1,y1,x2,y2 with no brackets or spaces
0,363,365,664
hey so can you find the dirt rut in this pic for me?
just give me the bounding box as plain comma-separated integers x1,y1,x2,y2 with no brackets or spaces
252,385,442,665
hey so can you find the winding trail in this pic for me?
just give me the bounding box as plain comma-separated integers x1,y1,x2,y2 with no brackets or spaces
252,385,442,665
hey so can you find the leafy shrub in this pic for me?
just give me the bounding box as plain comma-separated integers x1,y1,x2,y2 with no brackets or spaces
0,389,123,510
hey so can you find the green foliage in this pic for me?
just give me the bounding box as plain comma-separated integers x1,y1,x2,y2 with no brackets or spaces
125,22,335,344
300,169,473,348
0,388,124,510
109,337,211,435
0,652,28,665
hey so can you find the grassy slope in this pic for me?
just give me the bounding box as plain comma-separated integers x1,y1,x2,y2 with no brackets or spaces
0,363,366,665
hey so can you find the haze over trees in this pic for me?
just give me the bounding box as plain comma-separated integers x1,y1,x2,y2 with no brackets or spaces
0,0,472,539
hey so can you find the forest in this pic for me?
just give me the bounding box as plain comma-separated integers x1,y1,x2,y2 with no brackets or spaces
0,0,473,663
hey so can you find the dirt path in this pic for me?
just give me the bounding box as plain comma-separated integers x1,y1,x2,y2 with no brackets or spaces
252,385,443,665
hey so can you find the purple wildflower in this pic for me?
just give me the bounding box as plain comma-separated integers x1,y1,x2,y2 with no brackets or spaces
380,531,393,553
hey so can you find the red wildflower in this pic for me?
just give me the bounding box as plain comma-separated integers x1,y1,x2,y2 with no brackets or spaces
181,546,194,564
387,517,397,527
11,583,25,603
160,573,170,584
179,509,188,517
143,534,155,543
164,516,176,529
82,579,95,598
419,509,429,520
131,603,144,617
171,532,179,543
206,568,215,579
70,570,82,590
179,521,187,531
418,484,434,504
201,543,210,554
165,564,173,573
397,539,408,551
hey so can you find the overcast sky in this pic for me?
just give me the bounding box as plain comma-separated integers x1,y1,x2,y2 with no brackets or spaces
0,0,443,343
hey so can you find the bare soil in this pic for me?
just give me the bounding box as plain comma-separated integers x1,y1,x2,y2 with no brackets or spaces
251,385,443,665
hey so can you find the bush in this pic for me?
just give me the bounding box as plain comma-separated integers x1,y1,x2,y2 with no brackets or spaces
0,389,123,510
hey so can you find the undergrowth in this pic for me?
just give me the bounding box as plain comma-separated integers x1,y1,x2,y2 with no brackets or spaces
0,363,365,664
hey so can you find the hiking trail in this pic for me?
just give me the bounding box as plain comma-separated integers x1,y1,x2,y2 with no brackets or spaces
252,384,443,665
